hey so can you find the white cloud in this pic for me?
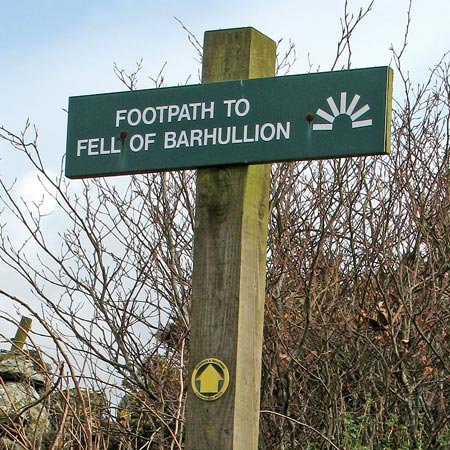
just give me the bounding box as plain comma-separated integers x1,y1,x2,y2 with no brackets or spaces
16,170,57,216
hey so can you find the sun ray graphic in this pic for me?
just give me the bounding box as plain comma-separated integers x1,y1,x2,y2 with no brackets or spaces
313,92,373,131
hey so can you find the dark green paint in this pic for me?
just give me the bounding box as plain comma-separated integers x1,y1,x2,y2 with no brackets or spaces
65,66,392,178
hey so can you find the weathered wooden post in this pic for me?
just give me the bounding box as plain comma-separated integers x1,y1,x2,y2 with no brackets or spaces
185,28,276,450
1,316,50,449
10,316,32,351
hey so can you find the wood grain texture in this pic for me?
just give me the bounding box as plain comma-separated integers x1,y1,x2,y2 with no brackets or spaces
185,28,276,450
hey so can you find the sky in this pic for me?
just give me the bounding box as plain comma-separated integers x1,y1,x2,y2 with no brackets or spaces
0,0,449,341
2,0,449,179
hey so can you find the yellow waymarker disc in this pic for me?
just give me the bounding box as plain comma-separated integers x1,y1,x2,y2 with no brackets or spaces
191,358,230,401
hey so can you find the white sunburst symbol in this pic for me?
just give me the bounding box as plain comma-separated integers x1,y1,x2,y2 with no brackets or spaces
312,92,373,131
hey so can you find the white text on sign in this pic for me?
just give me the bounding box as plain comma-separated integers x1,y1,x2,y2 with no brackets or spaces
75,98,291,156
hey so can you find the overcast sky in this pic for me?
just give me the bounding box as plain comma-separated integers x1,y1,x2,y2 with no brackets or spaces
0,0,449,340
2,0,449,177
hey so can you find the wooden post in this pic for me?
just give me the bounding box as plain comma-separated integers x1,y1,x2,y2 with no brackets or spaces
10,316,32,351
185,28,276,450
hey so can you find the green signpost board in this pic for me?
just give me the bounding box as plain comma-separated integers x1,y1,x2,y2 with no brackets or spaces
65,66,392,179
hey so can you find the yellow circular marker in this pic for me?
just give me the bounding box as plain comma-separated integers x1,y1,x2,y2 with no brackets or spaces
191,358,230,401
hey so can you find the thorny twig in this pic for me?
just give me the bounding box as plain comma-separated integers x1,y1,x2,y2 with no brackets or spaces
113,59,144,91
174,17,203,64
331,0,375,70
276,38,297,75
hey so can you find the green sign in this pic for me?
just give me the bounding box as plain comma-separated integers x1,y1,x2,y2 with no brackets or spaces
65,66,392,178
